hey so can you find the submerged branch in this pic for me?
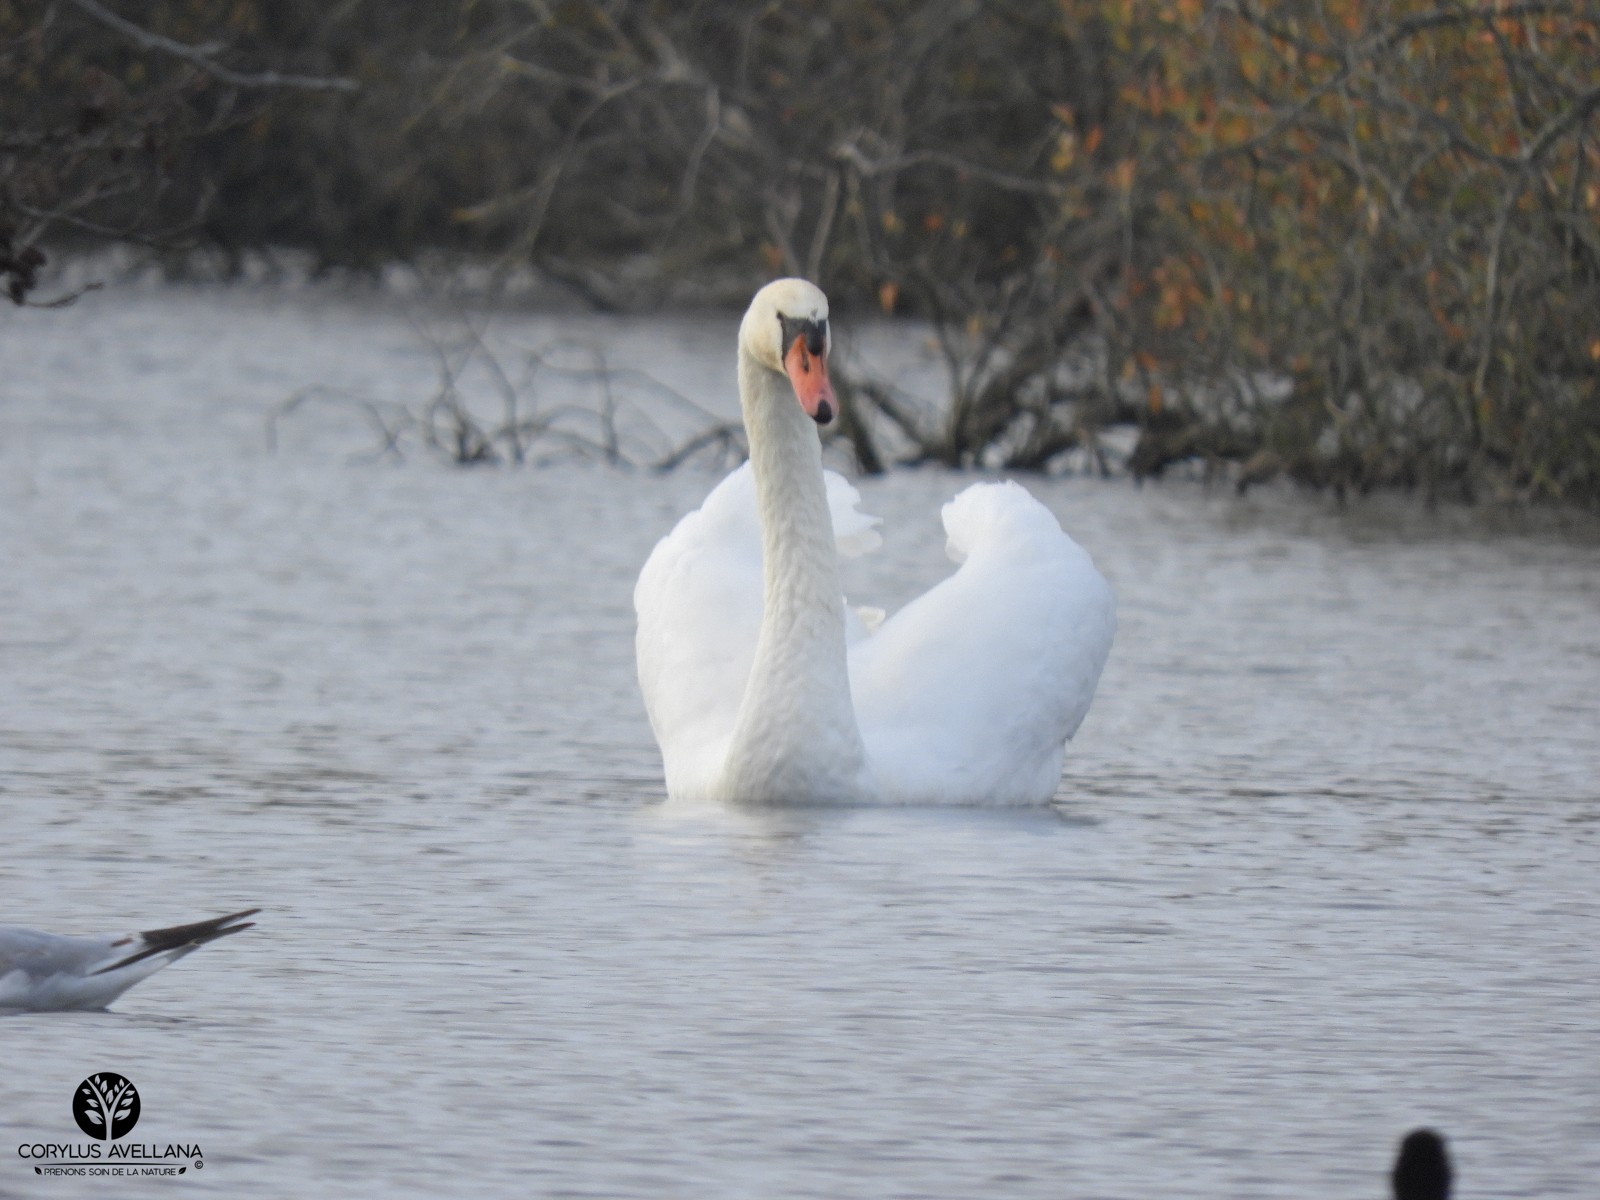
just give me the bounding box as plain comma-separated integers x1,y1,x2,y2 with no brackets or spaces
270,323,746,472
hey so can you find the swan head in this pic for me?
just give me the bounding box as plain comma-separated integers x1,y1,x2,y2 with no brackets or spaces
739,278,836,426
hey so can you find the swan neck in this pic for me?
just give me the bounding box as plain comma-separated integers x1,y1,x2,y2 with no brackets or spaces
721,346,867,802
740,352,838,613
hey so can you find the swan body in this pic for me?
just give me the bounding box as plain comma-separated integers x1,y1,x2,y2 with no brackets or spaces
0,909,258,1012
635,279,1115,805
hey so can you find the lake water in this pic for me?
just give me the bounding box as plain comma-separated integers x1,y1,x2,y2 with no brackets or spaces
2,283,1598,1198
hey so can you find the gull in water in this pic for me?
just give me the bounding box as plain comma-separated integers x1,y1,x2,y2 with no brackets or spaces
0,909,259,1013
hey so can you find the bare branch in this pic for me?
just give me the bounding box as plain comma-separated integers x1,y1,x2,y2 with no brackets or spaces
63,0,356,91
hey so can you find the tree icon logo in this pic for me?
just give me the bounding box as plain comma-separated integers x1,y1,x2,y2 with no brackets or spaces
72,1074,141,1140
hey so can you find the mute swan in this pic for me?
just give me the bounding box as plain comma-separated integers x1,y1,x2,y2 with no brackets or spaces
0,909,258,1012
635,279,1115,804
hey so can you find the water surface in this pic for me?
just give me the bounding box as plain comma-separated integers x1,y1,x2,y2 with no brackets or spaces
3,285,1598,1198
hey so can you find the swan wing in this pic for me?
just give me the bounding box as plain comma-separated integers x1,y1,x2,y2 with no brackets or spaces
634,464,881,800
849,481,1115,804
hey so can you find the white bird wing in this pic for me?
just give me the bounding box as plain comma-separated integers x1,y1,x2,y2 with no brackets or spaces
0,910,258,1012
849,481,1116,804
0,927,113,1010
634,464,881,801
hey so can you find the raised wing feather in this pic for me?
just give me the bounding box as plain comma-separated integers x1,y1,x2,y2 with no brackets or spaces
849,481,1116,804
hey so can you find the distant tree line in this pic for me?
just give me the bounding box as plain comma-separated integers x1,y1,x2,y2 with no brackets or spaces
4,1,1598,503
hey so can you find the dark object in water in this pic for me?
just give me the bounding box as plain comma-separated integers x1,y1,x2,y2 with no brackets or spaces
1392,1128,1452,1200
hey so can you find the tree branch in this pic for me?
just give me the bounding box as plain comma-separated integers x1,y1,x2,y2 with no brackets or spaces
63,0,357,91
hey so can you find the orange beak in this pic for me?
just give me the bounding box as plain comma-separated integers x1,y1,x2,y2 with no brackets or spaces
784,335,836,426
